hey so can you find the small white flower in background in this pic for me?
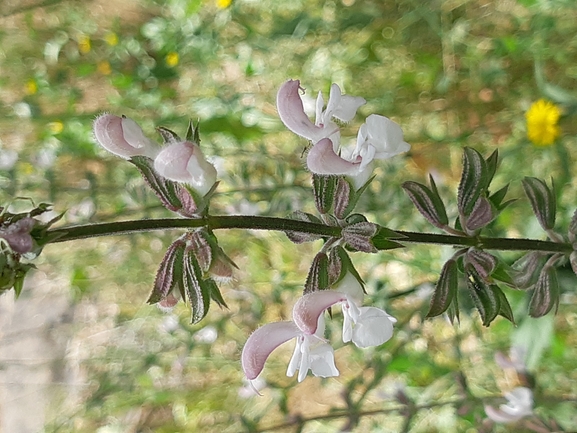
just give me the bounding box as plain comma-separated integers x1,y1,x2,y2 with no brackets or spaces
194,325,218,344
495,346,527,373
276,79,410,179
154,141,217,196
0,148,18,170
484,387,533,423
93,114,159,159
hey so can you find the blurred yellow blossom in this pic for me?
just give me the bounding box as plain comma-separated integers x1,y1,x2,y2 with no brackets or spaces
104,32,118,46
525,99,561,146
97,60,112,75
166,52,179,67
78,35,91,54
216,0,232,8
48,121,64,134
25,80,37,95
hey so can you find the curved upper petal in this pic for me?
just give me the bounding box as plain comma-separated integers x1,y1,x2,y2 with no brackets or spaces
306,138,362,175
293,290,348,335
241,321,301,380
277,80,324,141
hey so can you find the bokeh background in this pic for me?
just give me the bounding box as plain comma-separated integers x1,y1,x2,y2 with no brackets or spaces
1,0,577,432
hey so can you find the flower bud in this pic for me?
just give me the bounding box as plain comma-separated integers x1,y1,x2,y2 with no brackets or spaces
154,141,217,196
93,114,159,159
0,217,35,254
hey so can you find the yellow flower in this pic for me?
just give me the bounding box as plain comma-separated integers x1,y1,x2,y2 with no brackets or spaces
216,0,232,8
78,35,91,54
165,52,179,67
48,121,64,134
104,32,118,46
97,60,112,75
25,80,37,95
525,99,561,146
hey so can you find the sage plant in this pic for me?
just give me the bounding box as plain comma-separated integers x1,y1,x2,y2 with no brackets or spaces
0,79,573,389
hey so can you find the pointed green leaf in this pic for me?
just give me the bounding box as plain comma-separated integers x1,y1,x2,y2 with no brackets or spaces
495,286,515,324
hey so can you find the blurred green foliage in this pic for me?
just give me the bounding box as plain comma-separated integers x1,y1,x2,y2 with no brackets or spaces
1,0,577,431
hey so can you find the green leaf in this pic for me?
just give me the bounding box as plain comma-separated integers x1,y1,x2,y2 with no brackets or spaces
370,226,406,251
427,259,458,318
495,286,515,324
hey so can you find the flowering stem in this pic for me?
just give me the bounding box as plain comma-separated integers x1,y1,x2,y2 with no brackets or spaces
47,216,573,253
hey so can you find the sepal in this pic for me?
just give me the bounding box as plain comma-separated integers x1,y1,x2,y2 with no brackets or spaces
465,197,496,232
529,266,559,318
312,174,336,215
427,259,458,318
466,265,500,326
402,177,449,229
522,177,556,231
304,252,329,294
129,156,201,217
148,238,186,304
458,147,490,217
285,211,324,244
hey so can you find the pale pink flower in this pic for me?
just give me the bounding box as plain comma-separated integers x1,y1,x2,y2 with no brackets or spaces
242,290,395,385
276,80,410,177
93,114,159,159
154,141,217,196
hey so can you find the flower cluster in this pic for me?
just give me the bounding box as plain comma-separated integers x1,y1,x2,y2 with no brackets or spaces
93,114,217,199
242,279,396,385
276,80,410,183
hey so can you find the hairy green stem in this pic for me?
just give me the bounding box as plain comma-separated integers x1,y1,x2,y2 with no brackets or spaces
47,215,573,253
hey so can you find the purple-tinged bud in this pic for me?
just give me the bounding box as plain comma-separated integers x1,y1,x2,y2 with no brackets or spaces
0,217,36,254
154,141,217,196
93,114,159,159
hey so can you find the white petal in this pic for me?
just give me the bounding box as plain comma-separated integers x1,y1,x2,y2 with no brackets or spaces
308,340,339,378
241,321,301,380
332,95,366,122
364,115,410,159
293,290,348,334
121,117,158,157
323,84,342,124
306,138,362,176
287,335,303,378
333,271,364,304
351,307,395,348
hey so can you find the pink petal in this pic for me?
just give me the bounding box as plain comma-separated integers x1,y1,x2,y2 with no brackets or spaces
306,138,362,175
276,80,324,141
241,321,301,380
293,291,347,335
